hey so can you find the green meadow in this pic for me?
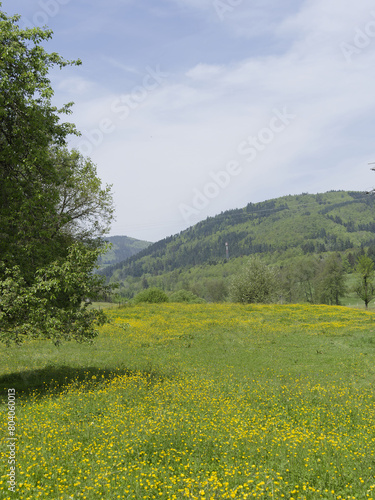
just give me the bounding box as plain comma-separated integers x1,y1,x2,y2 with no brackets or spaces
1,303,375,499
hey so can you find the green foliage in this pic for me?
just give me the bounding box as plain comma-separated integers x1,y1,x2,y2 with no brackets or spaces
204,278,228,302
0,9,114,343
290,256,319,303
54,147,114,243
133,288,169,304
353,255,375,309
1,145,114,282
0,245,111,345
315,253,347,305
169,289,205,303
229,257,278,304
0,12,81,274
279,253,348,305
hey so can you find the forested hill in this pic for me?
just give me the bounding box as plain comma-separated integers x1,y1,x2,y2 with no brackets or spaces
98,236,152,269
100,191,375,280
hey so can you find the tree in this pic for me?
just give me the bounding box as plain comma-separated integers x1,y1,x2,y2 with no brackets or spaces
53,148,114,243
279,256,319,304
204,278,228,302
315,253,347,305
0,11,80,271
295,256,319,303
141,277,149,289
1,146,114,284
353,255,375,309
229,257,278,304
0,8,114,343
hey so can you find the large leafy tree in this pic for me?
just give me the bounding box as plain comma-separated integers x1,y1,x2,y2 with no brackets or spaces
54,148,114,243
0,12,77,267
0,7,114,343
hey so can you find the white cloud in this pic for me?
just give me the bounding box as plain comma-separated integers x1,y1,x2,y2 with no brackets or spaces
52,0,375,240
57,77,94,95
186,63,224,80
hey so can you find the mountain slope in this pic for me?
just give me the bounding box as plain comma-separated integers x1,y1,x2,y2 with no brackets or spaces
98,235,152,269
101,191,375,282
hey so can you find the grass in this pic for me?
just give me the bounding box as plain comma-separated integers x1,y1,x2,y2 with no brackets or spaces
1,303,375,499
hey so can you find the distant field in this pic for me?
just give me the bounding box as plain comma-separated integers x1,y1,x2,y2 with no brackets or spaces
1,304,375,499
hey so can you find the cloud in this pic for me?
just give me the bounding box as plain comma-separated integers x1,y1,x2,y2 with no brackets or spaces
57,76,94,95
186,63,224,80
46,0,375,240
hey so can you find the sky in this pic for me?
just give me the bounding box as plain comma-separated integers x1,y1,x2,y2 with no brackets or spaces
3,0,375,242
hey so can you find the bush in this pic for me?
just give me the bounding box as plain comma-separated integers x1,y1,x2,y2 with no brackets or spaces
204,279,228,302
229,257,278,304
169,290,205,304
133,287,169,304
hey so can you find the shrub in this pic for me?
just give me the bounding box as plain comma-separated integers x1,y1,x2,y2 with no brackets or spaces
204,279,228,302
169,290,205,304
229,257,278,304
133,288,169,304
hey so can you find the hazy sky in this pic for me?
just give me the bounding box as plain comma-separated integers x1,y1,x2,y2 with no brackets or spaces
3,0,375,241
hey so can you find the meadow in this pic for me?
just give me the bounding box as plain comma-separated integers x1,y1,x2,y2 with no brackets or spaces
1,303,375,499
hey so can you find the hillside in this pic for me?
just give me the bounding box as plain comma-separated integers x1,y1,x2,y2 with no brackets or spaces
100,191,375,299
97,235,152,269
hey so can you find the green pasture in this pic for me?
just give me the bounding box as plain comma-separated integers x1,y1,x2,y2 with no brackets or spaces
1,303,375,499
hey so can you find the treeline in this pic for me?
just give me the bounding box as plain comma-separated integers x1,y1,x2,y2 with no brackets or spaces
230,251,375,308
109,246,375,305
